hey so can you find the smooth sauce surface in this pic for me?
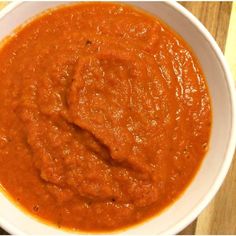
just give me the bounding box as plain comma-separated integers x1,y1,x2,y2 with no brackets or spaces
0,3,211,232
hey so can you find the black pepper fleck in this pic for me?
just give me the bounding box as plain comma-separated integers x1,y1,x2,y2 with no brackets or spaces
85,40,92,46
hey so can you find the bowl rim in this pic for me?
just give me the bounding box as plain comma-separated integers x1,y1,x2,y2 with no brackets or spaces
0,1,235,235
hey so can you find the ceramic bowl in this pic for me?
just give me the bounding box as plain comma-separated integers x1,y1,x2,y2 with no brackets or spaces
0,1,235,234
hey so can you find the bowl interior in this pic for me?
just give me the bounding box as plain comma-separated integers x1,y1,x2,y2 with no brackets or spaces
0,2,234,235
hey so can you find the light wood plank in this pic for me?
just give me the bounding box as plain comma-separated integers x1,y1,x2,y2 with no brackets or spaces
0,2,8,9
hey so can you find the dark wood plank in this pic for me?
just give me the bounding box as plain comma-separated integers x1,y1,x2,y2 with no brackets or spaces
179,219,197,235
0,228,8,235
181,2,232,52
215,2,233,51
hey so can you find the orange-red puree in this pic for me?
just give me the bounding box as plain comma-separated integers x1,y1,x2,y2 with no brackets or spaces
0,3,211,232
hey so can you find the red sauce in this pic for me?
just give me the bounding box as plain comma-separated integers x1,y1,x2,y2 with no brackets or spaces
0,3,211,232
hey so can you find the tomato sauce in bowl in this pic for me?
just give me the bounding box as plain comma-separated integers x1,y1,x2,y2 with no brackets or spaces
0,3,211,232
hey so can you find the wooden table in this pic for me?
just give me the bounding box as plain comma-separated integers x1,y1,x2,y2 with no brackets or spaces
0,2,235,235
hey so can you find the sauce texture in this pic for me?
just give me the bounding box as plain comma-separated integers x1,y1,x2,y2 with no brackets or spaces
0,3,211,232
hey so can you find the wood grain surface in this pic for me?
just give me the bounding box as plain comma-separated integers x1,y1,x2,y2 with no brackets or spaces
225,2,236,83
0,2,235,235
179,2,235,235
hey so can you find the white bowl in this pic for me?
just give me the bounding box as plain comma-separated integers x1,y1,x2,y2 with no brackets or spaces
0,2,235,235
